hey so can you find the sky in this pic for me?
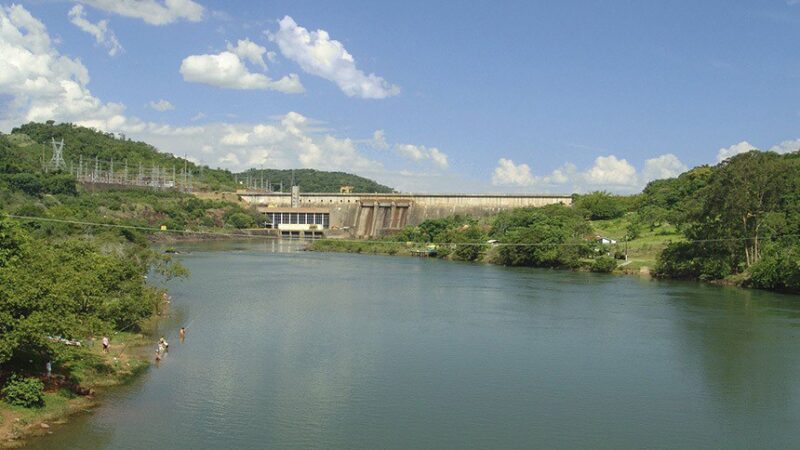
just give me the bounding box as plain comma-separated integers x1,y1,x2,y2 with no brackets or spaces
1,0,800,193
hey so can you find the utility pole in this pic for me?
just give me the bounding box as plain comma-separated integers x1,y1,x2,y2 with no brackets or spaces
181,153,189,192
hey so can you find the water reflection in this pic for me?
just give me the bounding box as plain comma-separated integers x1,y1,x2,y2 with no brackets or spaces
27,243,800,450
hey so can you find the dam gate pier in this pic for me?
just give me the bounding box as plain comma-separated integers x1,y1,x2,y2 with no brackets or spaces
240,191,572,239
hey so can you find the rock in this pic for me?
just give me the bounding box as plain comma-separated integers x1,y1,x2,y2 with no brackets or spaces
40,423,50,429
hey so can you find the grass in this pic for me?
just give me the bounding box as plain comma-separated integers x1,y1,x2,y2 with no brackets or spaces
1,332,152,447
309,239,412,256
589,214,683,272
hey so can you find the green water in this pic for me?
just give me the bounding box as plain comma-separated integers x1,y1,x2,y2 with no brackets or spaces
28,240,800,449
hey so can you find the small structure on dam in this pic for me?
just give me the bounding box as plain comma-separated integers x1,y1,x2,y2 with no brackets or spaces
240,189,572,238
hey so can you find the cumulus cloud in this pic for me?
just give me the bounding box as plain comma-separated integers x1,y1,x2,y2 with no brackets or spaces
0,5,205,135
269,16,399,99
492,153,685,193
180,50,303,93
641,153,688,182
395,144,449,169
207,112,381,170
716,141,758,162
768,139,800,154
0,5,456,192
226,38,267,70
148,99,174,111
582,155,638,187
371,129,388,150
68,5,122,56
77,0,204,26
492,158,536,186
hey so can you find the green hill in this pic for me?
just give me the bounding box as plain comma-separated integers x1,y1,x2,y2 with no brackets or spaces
6,122,394,194
10,122,238,191
237,168,394,193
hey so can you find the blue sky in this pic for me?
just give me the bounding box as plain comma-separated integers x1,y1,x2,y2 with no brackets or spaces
1,0,799,192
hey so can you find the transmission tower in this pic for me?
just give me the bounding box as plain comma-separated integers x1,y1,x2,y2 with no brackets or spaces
49,138,66,172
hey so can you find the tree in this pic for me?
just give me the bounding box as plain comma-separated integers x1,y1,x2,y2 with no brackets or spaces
573,191,625,220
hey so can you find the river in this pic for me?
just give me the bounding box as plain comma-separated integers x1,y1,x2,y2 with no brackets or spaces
27,240,800,449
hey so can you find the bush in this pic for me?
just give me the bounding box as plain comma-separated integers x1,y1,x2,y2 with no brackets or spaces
590,256,617,273
748,243,800,291
655,241,732,280
2,376,45,408
42,174,78,196
4,173,42,196
573,191,625,220
225,212,255,229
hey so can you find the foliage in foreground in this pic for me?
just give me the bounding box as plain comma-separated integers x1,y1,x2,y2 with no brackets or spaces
1,376,45,408
0,218,176,377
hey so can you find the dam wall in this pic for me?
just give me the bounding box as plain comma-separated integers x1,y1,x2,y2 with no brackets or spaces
239,192,572,238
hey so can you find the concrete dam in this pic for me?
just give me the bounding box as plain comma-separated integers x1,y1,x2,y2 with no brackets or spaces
238,191,572,238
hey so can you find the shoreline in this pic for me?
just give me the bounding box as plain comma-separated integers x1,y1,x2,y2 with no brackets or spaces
0,316,164,448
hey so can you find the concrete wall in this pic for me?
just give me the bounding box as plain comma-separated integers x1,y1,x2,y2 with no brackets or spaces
240,192,572,237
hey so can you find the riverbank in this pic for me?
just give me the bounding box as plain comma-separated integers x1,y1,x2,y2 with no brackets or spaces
0,330,154,448
147,227,277,243
307,239,657,276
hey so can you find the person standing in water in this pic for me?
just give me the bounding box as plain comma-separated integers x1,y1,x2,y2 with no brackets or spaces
179,327,186,342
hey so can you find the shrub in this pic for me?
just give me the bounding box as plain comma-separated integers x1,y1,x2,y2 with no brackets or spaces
2,376,45,408
655,241,732,280
4,173,42,196
42,174,78,196
225,212,255,229
748,243,800,291
573,191,625,220
590,256,617,273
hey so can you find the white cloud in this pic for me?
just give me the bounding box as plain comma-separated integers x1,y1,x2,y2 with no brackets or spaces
641,153,688,182
492,158,536,186
768,139,800,154
77,0,204,26
148,99,174,111
0,5,203,135
269,16,399,99
491,153,685,193
395,144,448,169
218,152,240,166
716,141,758,162
190,112,206,121
582,155,638,187
68,5,122,56
180,50,303,93
371,129,388,150
0,5,456,193
226,38,267,70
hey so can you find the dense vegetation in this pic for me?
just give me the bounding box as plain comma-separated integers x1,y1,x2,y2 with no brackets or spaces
0,217,173,401
237,168,393,193
10,122,238,191
314,150,800,292
6,122,395,194
653,151,800,290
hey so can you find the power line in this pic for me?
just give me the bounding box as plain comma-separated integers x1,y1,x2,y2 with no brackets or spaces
2,213,799,248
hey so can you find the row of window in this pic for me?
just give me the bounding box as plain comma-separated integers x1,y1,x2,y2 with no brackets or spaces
266,212,330,227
